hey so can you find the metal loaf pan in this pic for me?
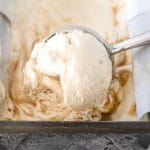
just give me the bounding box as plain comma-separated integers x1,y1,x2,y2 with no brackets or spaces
0,4,150,134
0,121,149,133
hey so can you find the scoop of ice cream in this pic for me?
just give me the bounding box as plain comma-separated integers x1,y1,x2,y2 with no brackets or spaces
24,30,112,110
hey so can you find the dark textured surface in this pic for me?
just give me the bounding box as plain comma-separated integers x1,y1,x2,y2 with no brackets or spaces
0,121,150,133
0,133,150,150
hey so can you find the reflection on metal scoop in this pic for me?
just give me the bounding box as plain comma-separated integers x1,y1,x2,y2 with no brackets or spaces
43,26,150,56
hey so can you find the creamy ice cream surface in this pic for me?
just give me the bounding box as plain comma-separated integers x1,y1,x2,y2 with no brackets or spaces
24,30,112,110
0,0,137,121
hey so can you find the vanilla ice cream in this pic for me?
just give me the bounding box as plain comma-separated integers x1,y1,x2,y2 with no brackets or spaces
0,0,136,121
23,30,112,110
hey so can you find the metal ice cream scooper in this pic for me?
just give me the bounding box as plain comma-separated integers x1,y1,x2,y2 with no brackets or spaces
43,26,150,56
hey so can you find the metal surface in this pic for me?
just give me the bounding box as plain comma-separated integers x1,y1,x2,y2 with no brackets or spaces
112,31,150,54
0,121,149,133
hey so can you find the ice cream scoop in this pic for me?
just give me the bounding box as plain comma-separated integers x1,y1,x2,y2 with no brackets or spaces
44,26,150,56
23,26,150,112
26,30,112,110
37,26,150,110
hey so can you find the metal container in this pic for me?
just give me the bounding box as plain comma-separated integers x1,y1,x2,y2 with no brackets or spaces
0,1,149,134
0,121,149,133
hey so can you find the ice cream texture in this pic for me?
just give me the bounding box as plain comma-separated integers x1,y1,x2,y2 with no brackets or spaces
0,0,136,121
24,30,112,110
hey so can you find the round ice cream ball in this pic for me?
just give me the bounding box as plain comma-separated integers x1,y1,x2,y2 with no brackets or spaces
28,30,112,110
